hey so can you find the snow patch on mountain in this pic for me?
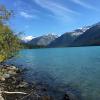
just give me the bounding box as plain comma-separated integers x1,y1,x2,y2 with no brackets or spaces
22,36,34,42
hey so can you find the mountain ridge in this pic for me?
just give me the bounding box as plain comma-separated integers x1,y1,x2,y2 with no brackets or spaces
28,34,58,46
26,22,100,48
48,26,90,47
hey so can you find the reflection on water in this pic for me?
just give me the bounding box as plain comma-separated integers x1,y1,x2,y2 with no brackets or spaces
6,46,100,100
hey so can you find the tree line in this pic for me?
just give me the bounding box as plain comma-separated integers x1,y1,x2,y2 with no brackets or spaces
0,5,21,62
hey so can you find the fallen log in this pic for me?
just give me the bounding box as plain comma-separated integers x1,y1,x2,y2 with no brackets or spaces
3,91,27,94
0,90,27,100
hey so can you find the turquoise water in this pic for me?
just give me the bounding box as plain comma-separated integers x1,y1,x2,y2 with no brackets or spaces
7,46,100,100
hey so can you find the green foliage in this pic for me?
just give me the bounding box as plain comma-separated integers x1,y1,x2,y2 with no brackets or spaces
0,5,21,62
0,5,12,22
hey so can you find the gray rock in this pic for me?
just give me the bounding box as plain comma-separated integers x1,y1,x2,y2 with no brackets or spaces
3,73,10,78
16,81,29,88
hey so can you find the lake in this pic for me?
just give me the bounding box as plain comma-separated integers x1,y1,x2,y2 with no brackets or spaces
6,46,100,100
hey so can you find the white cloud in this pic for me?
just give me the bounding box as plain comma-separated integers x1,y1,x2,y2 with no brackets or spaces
34,0,80,22
71,0,98,11
34,0,79,15
20,11,37,19
22,36,34,42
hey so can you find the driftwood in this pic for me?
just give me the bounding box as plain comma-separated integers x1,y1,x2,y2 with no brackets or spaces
3,91,27,94
0,90,27,100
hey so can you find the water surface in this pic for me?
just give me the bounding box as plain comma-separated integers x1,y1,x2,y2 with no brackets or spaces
6,46,100,100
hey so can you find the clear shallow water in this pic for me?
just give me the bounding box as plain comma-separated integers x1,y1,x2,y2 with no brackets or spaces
6,46,100,100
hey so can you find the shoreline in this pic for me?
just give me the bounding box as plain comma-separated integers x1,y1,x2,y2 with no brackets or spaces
0,64,79,100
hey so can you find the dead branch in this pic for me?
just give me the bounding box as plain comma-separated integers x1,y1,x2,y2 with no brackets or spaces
3,91,27,94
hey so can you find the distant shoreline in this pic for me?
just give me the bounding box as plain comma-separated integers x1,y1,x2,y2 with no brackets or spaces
23,45,100,49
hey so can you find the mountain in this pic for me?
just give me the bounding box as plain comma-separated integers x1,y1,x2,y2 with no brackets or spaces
21,36,34,43
24,22,100,48
71,23,100,46
48,27,90,47
28,34,58,47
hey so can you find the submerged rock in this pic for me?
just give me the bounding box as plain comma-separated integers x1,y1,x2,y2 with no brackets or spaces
0,64,82,100
41,95,53,100
63,94,70,100
16,81,29,88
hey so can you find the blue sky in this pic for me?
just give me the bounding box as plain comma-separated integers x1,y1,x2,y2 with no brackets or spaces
0,0,100,38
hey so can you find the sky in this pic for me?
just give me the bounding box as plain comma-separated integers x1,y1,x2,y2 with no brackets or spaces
0,0,100,38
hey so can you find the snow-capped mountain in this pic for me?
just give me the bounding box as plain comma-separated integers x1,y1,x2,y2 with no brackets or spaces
71,26,90,36
28,34,58,46
48,26,90,47
71,23,100,46
21,36,34,42
23,22,100,48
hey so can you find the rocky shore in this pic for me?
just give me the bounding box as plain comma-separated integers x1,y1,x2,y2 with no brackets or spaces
0,64,79,100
